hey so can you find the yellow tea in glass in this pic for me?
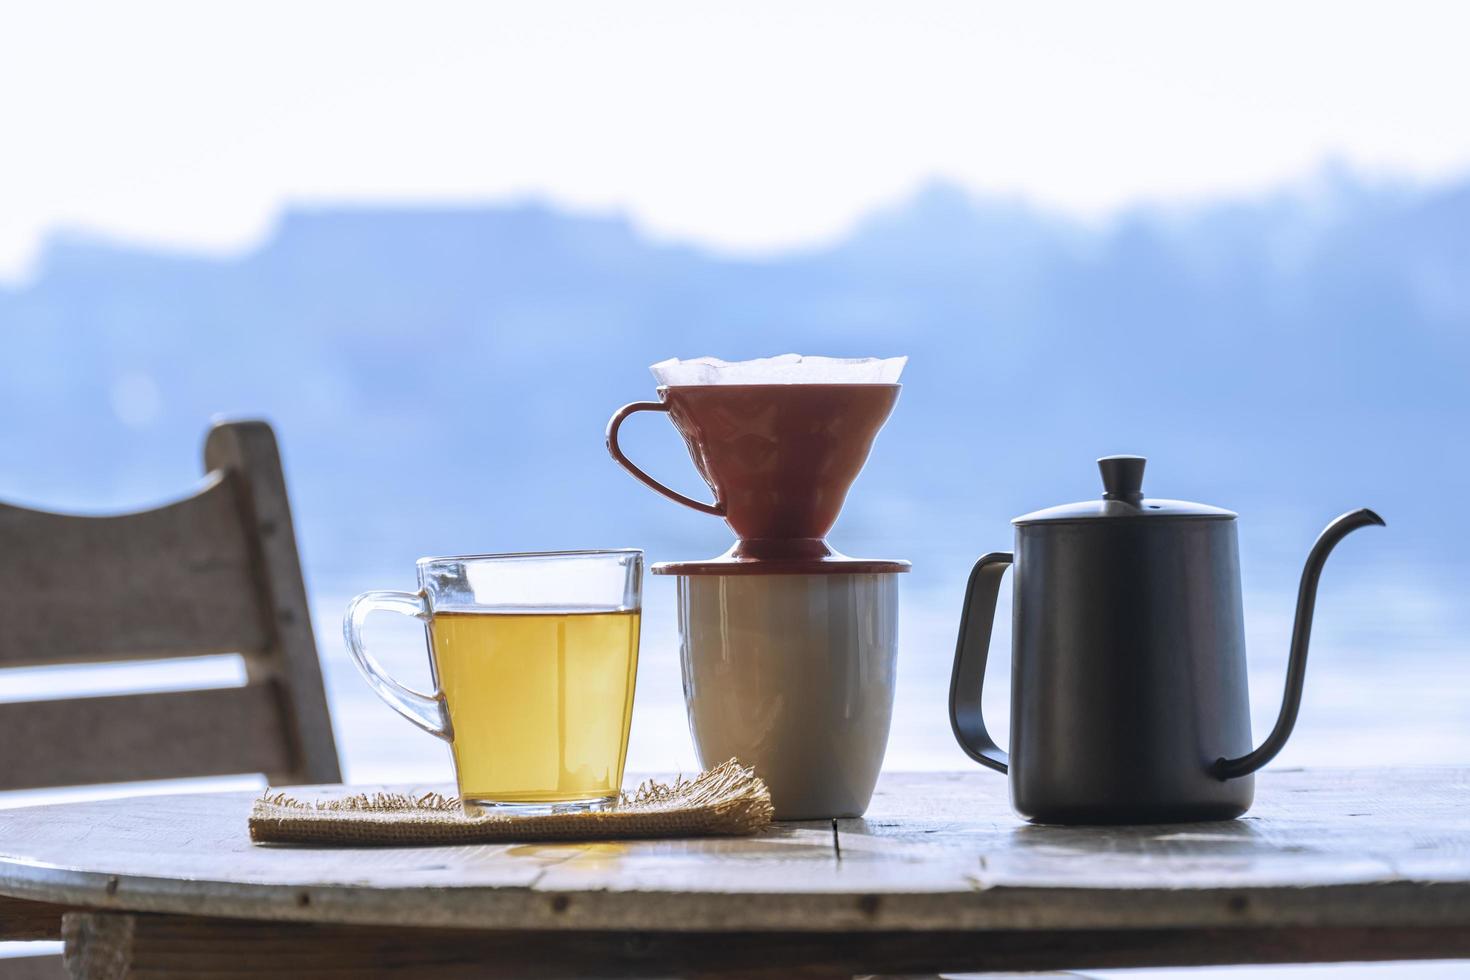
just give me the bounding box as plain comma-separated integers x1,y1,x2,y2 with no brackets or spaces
429,609,639,804
345,550,643,814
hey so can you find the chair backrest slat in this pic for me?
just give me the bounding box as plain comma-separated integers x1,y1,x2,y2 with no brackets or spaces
0,685,294,790
0,420,340,790
0,476,268,668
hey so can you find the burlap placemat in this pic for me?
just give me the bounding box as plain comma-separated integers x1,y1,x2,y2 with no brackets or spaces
249,759,773,846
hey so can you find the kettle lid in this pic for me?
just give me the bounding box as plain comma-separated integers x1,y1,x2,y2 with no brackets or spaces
1013,455,1237,526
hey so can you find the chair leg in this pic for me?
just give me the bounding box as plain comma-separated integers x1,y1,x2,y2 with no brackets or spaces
60,914,131,980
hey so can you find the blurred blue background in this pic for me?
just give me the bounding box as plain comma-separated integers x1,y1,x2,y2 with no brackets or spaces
2,171,1463,784
5,4,1469,972
3,0,1465,776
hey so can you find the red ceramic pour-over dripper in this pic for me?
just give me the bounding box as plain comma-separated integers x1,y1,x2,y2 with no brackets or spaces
606,383,909,575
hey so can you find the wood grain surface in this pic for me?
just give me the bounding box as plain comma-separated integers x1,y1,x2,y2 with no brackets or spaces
0,893,67,940
0,475,266,668
203,421,339,785
0,685,292,790
2,768,1469,936
53,911,1470,979
0,419,339,793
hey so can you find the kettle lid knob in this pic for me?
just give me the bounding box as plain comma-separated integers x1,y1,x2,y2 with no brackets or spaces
1098,455,1146,505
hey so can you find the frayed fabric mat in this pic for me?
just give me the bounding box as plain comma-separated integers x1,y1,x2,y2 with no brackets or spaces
249,759,773,846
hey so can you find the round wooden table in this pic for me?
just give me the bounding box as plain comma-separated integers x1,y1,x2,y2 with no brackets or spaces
3,768,1470,978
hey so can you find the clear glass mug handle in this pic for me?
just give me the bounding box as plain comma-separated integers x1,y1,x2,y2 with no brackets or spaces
343,590,452,741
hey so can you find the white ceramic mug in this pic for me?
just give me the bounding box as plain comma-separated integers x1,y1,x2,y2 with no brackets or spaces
676,572,898,820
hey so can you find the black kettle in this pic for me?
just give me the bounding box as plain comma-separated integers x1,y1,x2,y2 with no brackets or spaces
949,455,1383,824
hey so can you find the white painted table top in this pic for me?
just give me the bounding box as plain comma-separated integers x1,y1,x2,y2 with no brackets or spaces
1,768,1468,933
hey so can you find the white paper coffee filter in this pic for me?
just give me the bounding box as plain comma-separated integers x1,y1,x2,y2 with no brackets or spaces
650,354,906,386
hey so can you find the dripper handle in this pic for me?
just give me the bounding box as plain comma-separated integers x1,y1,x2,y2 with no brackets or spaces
606,401,725,517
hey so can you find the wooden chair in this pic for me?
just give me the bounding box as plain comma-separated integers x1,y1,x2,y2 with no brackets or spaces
0,420,340,977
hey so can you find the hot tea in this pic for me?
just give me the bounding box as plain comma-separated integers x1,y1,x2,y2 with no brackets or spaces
428,609,640,805
345,549,644,813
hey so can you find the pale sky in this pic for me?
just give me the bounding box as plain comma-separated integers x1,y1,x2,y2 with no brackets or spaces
2,0,1470,281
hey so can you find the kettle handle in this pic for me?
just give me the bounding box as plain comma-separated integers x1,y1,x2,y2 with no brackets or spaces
949,552,1012,774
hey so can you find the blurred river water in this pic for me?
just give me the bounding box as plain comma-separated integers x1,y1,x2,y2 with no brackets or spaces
4,576,1464,799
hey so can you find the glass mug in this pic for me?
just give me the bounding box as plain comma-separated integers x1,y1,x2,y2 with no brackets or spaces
344,550,643,814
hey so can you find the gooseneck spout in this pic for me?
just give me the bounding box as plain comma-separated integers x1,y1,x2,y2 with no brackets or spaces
1213,508,1386,780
